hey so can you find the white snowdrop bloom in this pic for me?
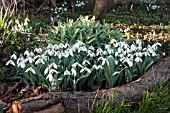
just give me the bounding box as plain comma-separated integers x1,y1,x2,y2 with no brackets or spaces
137,45,142,51
80,1,85,5
25,57,34,63
78,46,87,53
30,52,35,57
35,59,45,65
64,8,67,11
47,44,53,49
17,57,25,68
64,43,69,48
46,73,53,82
107,48,113,55
119,53,124,58
6,60,15,66
11,54,17,60
115,52,119,57
71,68,77,77
135,57,143,63
59,43,65,49
151,52,156,57
82,60,90,65
89,46,95,51
25,67,36,74
124,44,129,49
126,59,133,67
63,50,69,58
0,40,2,45
105,44,111,50
72,62,82,68
98,57,106,66
131,44,136,51
111,39,119,48
148,47,154,54
87,50,95,57
24,50,30,56
92,64,103,70
143,51,150,57
115,60,118,65
53,44,59,50
24,17,29,26
68,49,74,56
80,67,91,73
117,47,122,53
48,49,56,56
124,28,130,32
49,63,58,69
34,48,42,53
64,69,71,76
126,48,131,53
119,42,126,47
44,67,49,75
135,52,143,57
103,50,108,55
123,51,126,55
136,39,142,45
96,48,103,56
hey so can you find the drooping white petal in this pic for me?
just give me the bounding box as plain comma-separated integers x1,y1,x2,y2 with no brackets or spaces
11,54,17,60
6,60,15,66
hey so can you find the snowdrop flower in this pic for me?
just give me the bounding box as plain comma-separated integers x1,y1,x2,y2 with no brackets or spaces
98,57,106,66
115,52,119,57
148,47,154,54
24,50,30,56
87,50,95,57
47,44,53,49
25,67,36,74
46,73,53,82
64,69,71,76
103,50,108,55
135,57,143,63
89,46,95,51
6,60,15,66
68,49,74,56
126,59,133,67
111,39,118,47
71,68,77,77
47,49,56,56
35,58,45,65
105,44,111,50
124,28,130,32
80,67,91,73
59,43,65,49
24,17,29,26
82,60,90,65
72,62,82,68
78,46,87,53
11,54,17,60
115,60,118,65
135,52,143,57
131,44,136,51
34,48,42,53
136,39,142,45
0,40,2,45
96,48,103,56
62,50,69,58
25,57,34,63
49,63,58,69
53,44,59,50
17,57,25,68
92,64,103,70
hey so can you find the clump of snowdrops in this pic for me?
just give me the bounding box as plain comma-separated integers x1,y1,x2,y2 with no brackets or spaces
6,38,161,91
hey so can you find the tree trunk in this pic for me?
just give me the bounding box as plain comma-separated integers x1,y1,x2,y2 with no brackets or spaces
2,57,169,113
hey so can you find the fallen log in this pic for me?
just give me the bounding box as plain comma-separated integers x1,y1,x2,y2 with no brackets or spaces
5,57,170,113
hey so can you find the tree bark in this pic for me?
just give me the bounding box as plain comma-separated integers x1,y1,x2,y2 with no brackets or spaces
3,57,170,113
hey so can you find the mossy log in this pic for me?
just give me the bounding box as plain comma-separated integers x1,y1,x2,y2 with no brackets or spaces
2,57,170,113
